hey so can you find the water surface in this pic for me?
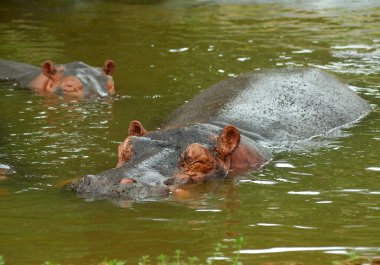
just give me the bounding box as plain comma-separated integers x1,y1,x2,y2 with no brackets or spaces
0,0,379,264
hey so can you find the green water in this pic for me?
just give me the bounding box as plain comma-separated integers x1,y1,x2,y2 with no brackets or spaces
0,1,379,264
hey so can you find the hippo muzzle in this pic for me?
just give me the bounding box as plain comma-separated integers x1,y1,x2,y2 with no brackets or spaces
70,174,170,201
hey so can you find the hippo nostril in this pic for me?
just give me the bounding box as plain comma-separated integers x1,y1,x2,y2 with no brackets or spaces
120,178,137,185
174,175,193,186
163,178,175,186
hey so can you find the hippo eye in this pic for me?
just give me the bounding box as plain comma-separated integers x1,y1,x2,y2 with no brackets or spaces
65,86,77,92
180,143,216,173
182,153,193,164
64,80,82,93
176,143,218,185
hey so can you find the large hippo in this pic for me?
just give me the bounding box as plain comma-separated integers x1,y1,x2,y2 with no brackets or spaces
0,59,116,98
70,68,372,201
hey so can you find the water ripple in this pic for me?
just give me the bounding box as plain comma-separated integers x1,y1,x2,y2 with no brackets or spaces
239,246,380,255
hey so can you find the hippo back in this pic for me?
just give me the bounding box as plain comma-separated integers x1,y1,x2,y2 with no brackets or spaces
0,59,40,86
164,68,371,142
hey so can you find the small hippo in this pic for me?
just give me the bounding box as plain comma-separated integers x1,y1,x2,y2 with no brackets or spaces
70,68,372,201
0,59,116,98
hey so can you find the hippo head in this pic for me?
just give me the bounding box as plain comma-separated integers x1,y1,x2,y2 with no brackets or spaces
71,120,265,201
40,60,116,98
115,121,243,186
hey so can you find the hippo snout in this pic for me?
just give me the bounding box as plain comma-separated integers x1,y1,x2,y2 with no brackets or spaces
112,182,170,201
70,174,171,201
69,174,102,194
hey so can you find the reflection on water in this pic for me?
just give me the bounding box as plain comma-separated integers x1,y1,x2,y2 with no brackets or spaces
0,0,379,264
310,42,380,74
239,246,380,254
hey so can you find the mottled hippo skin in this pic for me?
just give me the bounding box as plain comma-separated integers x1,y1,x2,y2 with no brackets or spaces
0,59,116,98
165,68,371,142
70,68,371,201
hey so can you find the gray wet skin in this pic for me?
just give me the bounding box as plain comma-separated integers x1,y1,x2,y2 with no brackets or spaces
71,68,372,201
0,59,115,98
165,68,372,142
70,124,272,201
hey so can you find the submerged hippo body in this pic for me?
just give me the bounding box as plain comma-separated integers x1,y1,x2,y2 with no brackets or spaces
0,59,116,98
165,68,371,142
70,68,371,202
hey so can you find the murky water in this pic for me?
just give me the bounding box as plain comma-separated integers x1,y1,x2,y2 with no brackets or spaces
0,0,379,264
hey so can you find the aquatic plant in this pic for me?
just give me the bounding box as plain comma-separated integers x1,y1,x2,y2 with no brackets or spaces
100,259,127,265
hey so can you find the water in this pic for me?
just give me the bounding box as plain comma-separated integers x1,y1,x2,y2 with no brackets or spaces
0,0,379,264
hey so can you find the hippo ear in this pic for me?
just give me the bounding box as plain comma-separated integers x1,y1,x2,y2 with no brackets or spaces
103,60,116,76
128,120,148,137
215,125,241,160
41,60,57,78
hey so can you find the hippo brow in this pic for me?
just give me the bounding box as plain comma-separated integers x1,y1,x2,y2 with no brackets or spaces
65,61,89,68
134,136,173,148
134,148,175,170
122,149,176,182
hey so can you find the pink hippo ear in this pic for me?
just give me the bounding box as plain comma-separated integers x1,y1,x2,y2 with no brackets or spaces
215,125,241,160
41,60,58,79
115,120,147,168
103,59,116,76
128,120,148,137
